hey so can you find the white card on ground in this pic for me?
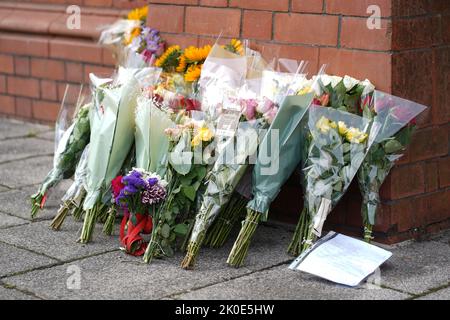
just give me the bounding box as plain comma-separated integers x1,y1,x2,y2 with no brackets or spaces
289,231,392,287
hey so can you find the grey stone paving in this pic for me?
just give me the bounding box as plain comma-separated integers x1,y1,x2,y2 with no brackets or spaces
0,212,28,229
0,118,449,300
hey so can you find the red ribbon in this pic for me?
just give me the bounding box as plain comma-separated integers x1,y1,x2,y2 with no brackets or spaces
40,193,48,209
119,211,153,257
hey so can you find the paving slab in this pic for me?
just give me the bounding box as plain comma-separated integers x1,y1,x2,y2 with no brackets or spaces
0,219,120,261
174,265,410,300
417,286,450,300
2,225,294,299
379,240,450,295
0,285,39,300
36,130,56,141
0,138,53,163
0,182,73,221
0,156,54,188
430,229,450,245
0,241,57,278
0,212,28,229
0,119,50,140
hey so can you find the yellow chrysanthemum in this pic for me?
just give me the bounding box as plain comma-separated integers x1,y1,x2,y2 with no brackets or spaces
184,64,202,82
230,39,244,55
127,5,148,21
298,86,312,95
329,121,337,129
337,121,348,136
316,116,332,134
345,127,368,144
184,45,211,63
155,45,181,70
192,126,213,147
176,54,187,73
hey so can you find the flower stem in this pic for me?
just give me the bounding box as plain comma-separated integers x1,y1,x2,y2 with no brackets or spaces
181,232,205,270
226,210,261,268
364,223,373,243
50,202,70,230
30,194,43,219
78,204,100,243
287,207,308,256
102,207,116,236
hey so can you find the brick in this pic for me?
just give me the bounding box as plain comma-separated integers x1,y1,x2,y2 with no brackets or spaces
102,48,117,66
0,94,14,115
408,126,448,162
84,0,113,6
319,48,392,92
200,0,227,7
163,33,199,48
341,17,391,51
149,0,198,4
0,54,14,74
0,75,5,93
7,77,40,98
66,62,84,83
148,4,184,33
424,161,439,193
426,189,450,224
57,83,85,104
40,80,58,101
32,100,60,122
392,17,438,50
185,7,241,37
392,50,433,114
432,48,450,125
83,65,114,83
113,0,149,9
388,195,427,233
438,156,450,188
230,0,289,11
50,38,102,64
0,10,61,34
15,97,32,118
31,58,65,81
0,33,49,57
326,0,391,17
274,13,339,46
389,163,425,200
292,0,323,13
242,10,273,40
391,0,430,17
14,57,30,76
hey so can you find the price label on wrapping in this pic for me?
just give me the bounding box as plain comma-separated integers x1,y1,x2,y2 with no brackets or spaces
215,110,241,137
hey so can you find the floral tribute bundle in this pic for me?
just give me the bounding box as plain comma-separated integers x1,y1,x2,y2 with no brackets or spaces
30,5,428,271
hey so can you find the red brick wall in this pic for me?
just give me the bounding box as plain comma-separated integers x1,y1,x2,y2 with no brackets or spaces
0,0,449,243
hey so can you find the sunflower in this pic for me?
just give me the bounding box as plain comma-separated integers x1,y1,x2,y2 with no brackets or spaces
183,45,211,63
155,45,182,72
184,64,202,82
127,5,148,22
176,54,187,73
224,39,244,55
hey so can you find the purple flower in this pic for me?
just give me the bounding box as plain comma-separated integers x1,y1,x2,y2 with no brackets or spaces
124,185,138,195
142,184,167,205
122,170,146,189
148,177,158,187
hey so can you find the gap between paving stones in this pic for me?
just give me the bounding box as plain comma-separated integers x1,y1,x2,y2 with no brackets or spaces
0,154,54,167
407,281,450,300
0,280,44,300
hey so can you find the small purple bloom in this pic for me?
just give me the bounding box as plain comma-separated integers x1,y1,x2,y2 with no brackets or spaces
148,177,158,187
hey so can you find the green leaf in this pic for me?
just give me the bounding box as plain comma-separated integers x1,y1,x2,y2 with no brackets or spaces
383,140,403,154
182,185,196,202
173,223,189,236
161,223,171,238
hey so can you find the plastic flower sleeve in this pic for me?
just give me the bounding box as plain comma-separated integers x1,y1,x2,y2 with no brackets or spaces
247,93,314,220
288,106,373,255
181,119,265,269
357,91,427,241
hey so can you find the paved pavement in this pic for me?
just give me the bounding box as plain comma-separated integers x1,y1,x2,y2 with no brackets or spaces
0,118,449,300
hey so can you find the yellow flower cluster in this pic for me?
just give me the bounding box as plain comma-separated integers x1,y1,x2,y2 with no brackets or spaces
123,6,149,45
155,39,243,82
127,6,149,21
192,126,214,147
316,116,368,144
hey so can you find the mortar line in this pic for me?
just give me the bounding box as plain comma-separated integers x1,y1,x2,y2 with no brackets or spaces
407,281,450,300
0,280,45,300
0,154,54,167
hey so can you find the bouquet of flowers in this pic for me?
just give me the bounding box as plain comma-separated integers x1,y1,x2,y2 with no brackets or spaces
50,144,90,230
226,93,314,267
288,106,373,256
31,102,91,219
357,91,426,241
113,169,168,256
79,71,140,243
143,114,214,263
